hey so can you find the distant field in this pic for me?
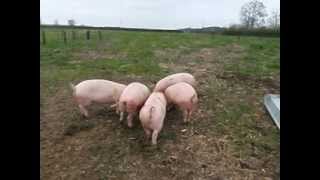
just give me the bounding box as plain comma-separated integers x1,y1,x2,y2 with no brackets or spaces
40,27,280,180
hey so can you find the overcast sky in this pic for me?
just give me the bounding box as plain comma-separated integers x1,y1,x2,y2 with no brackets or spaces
40,0,279,29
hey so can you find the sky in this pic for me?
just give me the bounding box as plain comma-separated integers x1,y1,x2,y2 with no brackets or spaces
40,0,279,30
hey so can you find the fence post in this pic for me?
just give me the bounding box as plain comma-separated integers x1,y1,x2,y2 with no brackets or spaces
42,31,46,45
62,31,67,44
98,31,102,40
86,30,90,40
72,31,76,40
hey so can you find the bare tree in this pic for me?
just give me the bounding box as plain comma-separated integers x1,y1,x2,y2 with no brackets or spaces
267,10,280,29
54,19,59,25
240,0,267,29
68,19,76,26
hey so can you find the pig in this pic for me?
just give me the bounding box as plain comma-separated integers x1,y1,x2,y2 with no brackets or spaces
118,82,151,128
139,92,167,145
153,73,196,92
69,79,126,117
164,82,198,123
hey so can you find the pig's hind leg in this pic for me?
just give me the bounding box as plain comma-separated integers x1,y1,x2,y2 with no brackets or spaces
144,128,151,140
151,130,159,145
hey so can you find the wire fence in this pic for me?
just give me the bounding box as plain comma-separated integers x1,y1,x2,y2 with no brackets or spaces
40,29,106,45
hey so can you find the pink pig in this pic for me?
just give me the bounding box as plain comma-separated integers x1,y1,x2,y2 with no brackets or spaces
164,82,198,123
70,79,126,117
118,82,151,128
153,73,196,92
139,92,167,145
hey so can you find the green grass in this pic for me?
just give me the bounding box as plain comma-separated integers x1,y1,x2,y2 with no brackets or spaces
226,37,280,77
41,29,279,80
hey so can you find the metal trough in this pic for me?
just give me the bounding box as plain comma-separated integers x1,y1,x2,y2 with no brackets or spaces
264,94,280,129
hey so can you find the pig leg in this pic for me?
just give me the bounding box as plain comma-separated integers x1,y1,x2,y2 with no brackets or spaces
110,103,117,108
110,102,120,114
127,113,135,128
144,128,151,140
115,103,120,115
186,110,192,122
183,109,188,123
151,130,159,145
120,112,124,122
76,97,91,117
115,105,120,115
79,104,89,117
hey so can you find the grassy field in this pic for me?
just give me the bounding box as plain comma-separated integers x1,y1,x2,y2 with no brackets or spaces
40,28,280,180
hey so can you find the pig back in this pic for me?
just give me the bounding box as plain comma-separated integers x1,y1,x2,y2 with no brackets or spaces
154,73,196,92
121,83,150,101
164,82,197,104
75,79,126,103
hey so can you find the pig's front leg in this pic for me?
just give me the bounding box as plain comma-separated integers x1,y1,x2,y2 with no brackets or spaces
120,112,124,122
127,113,135,128
186,109,193,122
79,105,89,118
183,109,189,123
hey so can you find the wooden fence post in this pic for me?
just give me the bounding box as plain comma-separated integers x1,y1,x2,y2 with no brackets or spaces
98,31,102,40
62,31,67,44
42,31,46,45
86,30,90,40
72,31,76,40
